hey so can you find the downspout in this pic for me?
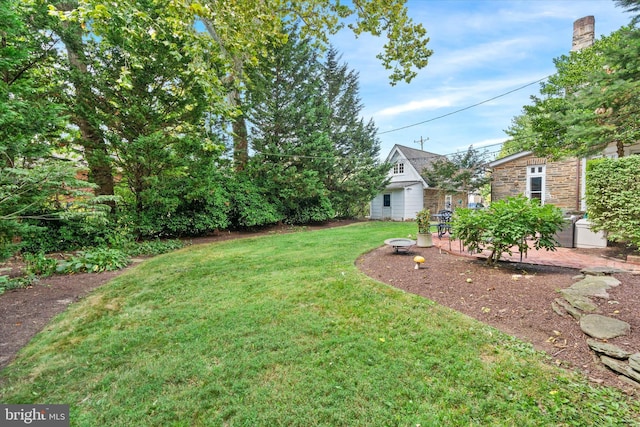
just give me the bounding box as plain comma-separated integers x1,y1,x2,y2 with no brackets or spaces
576,158,581,212
580,157,588,212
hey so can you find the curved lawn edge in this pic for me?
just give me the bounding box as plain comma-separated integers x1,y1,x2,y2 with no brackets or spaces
1,222,638,426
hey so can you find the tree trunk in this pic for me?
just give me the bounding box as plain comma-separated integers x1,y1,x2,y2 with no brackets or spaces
232,112,248,171
203,20,249,171
56,3,115,198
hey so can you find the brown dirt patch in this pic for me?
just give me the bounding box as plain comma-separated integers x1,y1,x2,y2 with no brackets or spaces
357,245,640,394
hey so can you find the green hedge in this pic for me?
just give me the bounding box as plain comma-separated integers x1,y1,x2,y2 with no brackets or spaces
586,156,640,249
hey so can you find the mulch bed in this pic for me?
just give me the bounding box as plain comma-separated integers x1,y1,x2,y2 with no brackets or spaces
357,244,640,394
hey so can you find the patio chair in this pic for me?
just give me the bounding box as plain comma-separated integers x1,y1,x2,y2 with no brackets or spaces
437,209,453,238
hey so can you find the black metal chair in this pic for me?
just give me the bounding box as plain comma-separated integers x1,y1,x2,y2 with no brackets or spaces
437,209,453,238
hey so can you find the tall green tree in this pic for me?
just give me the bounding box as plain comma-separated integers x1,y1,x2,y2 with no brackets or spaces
500,114,536,158
558,25,640,158
246,26,335,224
195,0,434,169
88,4,222,212
321,47,389,218
49,0,116,198
46,0,434,186
0,0,93,258
503,29,625,159
46,0,232,199
1,0,63,167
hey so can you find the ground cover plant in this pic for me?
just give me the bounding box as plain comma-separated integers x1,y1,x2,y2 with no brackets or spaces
0,222,638,425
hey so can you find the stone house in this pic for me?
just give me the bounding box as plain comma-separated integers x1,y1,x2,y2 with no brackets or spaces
369,144,467,220
488,152,582,211
488,142,640,213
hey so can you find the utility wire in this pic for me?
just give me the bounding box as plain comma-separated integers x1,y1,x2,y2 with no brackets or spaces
378,75,552,135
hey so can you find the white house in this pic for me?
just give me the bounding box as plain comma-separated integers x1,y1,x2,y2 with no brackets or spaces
370,144,446,221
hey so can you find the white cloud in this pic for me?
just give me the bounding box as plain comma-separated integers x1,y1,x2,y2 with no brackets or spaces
375,96,455,117
371,72,549,121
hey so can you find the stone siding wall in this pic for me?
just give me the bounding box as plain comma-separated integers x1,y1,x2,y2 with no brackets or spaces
545,158,580,210
491,154,580,211
423,189,468,214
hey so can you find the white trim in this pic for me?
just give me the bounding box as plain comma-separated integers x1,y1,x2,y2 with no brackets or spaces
526,164,546,203
488,151,533,168
444,194,452,210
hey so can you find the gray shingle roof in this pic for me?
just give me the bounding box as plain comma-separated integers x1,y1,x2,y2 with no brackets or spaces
392,144,448,174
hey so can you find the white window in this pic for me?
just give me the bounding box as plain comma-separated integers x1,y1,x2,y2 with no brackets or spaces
526,165,546,203
393,162,404,174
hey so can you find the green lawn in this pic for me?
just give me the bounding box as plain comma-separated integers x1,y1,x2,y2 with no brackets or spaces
1,222,638,426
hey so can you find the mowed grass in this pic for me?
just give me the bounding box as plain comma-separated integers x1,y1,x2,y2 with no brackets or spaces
1,222,638,426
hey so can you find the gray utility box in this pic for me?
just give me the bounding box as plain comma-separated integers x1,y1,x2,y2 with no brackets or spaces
554,217,579,248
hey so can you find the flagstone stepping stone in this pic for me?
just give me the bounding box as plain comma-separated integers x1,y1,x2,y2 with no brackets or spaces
580,314,630,339
570,276,619,296
601,356,640,383
586,339,632,359
559,291,598,312
552,298,583,320
580,266,627,276
630,353,640,372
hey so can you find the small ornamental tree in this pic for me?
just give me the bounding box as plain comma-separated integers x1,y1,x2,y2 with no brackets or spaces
585,156,640,250
452,195,564,265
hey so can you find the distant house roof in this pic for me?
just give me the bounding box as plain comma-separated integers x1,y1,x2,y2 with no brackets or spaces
388,144,447,175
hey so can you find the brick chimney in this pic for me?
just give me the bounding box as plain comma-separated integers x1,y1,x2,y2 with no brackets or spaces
571,16,595,51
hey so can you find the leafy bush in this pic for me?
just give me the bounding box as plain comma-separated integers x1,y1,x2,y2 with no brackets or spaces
452,195,564,264
23,252,58,277
57,248,130,274
119,175,231,239
282,195,335,225
586,156,640,250
19,198,118,254
226,174,282,228
415,208,431,234
124,239,186,256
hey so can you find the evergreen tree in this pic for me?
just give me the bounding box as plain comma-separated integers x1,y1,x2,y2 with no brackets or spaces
321,47,390,217
558,25,640,158
246,26,335,224
503,26,639,160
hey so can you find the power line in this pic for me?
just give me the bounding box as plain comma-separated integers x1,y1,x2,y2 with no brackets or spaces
378,75,551,135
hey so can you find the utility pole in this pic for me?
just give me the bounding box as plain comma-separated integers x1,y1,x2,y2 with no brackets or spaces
414,136,429,151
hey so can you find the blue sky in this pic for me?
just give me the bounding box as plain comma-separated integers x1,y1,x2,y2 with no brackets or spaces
329,0,634,160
